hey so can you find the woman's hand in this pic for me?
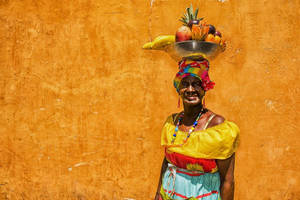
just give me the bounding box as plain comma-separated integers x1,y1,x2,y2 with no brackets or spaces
154,192,161,200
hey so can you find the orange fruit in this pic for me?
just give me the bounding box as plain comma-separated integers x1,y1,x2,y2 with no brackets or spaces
203,25,210,35
214,36,221,44
205,34,215,42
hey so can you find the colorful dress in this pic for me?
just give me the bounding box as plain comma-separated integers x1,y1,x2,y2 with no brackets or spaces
160,114,239,200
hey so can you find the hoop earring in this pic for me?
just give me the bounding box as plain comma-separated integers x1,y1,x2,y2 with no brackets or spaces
202,97,206,108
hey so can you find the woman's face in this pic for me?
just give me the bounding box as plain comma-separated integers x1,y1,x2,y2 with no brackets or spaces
179,76,205,106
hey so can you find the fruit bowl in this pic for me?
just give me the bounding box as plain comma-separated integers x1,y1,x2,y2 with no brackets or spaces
174,40,222,60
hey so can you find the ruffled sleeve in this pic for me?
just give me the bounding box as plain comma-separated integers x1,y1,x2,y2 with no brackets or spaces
161,115,240,160
161,115,175,146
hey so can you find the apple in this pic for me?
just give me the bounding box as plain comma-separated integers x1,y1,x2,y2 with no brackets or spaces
175,26,192,42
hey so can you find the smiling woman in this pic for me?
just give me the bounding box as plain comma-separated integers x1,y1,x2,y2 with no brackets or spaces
154,58,239,200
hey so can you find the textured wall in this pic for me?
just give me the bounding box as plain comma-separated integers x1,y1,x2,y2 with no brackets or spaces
0,0,299,199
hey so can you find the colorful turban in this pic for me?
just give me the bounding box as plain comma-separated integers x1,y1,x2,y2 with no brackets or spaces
173,59,215,93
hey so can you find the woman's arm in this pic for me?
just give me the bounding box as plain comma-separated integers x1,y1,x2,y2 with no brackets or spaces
209,114,235,199
216,154,235,200
154,157,168,200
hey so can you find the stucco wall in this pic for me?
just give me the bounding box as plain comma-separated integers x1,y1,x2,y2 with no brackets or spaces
0,0,299,199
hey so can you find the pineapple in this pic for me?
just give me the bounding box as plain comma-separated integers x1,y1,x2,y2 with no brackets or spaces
179,4,203,28
179,4,209,41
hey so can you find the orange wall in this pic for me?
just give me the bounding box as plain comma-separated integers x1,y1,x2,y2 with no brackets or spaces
0,0,299,199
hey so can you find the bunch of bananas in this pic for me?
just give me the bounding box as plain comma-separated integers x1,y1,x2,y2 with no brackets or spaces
142,35,175,50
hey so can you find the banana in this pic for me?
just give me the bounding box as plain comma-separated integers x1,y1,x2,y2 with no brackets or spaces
142,35,175,50
142,42,153,49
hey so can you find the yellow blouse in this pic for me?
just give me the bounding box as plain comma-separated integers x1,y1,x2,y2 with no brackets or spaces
161,115,240,160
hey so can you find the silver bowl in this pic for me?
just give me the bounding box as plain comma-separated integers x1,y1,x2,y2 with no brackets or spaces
174,40,222,60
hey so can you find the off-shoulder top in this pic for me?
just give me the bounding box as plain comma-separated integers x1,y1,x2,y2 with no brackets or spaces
161,114,240,172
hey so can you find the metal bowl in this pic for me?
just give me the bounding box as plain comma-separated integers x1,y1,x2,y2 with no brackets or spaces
174,40,222,60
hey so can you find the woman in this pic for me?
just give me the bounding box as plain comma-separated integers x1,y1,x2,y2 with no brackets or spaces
155,59,239,200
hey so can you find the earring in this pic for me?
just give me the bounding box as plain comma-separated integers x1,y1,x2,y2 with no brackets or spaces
202,97,206,108
177,96,181,108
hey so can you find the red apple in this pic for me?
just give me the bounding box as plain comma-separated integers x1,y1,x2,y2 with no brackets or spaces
175,26,192,42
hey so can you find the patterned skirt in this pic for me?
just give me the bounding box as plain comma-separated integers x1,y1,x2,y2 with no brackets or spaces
160,163,221,200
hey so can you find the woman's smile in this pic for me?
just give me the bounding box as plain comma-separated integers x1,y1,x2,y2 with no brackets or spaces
184,92,199,100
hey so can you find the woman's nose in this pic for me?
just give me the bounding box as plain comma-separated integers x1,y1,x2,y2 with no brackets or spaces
186,84,194,92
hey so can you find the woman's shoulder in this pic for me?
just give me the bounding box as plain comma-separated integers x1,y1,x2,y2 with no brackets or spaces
204,109,240,136
168,112,182,124
162,113,177,125
205,109,225,128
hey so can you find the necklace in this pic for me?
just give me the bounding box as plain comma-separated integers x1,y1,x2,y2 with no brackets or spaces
171,109,204,145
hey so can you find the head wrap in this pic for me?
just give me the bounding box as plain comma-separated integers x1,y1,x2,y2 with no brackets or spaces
173,59,215,93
